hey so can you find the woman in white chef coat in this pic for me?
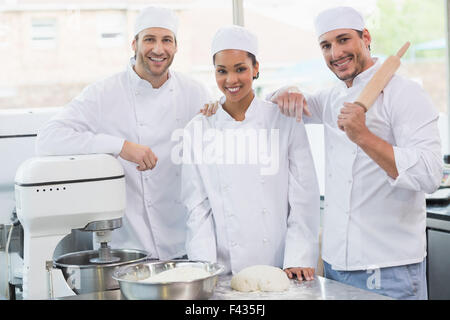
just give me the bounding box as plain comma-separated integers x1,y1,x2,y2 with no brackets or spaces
180,25,320,280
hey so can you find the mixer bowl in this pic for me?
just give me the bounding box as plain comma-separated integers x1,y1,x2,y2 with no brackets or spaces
53,249,148,294
112,260,224,300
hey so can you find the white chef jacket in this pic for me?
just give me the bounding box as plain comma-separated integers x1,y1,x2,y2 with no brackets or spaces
303,58,442,270
35,58,211,259
181,96,320,274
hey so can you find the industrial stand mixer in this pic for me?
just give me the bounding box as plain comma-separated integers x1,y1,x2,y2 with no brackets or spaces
14,154,148,299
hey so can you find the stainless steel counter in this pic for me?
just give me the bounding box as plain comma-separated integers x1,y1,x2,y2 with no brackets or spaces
57,275,392,300
211,275,392,300
426,203,450,299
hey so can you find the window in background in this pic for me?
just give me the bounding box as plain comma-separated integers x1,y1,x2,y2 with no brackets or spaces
368,0,446,115
0,0,232,110
96,12,126,48
172,0,233,100
31,18,57,49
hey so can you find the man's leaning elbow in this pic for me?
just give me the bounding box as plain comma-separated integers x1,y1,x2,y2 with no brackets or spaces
34,135,52,156
34,140,44,156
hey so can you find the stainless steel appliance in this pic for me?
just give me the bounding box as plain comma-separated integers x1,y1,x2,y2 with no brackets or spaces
15,154,149,299
426,207,450,300
0,107,59,299
113,260,224,300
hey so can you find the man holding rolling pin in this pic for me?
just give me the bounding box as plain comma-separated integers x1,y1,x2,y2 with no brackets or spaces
270,6,443,299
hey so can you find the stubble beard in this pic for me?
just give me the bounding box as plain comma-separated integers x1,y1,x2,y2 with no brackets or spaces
330,53,366,83
136,51,173,80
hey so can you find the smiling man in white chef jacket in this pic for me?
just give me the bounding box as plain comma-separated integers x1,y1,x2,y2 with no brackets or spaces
268,7,443,300
35,7,210,260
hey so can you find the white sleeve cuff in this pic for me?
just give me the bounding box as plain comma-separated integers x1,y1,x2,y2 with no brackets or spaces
283,251,319,270
265,85,292,101
387,146,420,189
92,134,125,156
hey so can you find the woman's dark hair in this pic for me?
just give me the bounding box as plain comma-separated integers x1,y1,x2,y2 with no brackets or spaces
213,52,259,80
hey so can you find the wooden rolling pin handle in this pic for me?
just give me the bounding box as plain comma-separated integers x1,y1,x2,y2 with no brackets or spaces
354,41,410,113
396,42,410,58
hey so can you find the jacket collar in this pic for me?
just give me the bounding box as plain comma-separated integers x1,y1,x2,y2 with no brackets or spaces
216,92,259,123
341,57,381,89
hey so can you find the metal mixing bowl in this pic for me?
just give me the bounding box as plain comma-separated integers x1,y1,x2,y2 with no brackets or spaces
112,260,224,300
53,249,149,294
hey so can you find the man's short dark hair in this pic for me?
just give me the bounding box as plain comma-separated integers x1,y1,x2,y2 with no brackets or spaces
356,30,371,51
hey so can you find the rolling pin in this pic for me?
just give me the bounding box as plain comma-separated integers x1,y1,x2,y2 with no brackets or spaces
354,42,410,112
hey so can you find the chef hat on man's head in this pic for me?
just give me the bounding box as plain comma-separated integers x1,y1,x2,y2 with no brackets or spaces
211,25,258,57
314,6,365,38
134,6,179,37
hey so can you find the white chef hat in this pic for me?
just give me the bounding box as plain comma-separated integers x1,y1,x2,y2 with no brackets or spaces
314,6,365,38
211,25,258,57
134,6,179,37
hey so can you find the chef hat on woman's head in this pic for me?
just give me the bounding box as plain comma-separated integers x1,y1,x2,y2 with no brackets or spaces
211,25,258,57
134,6,179,37
314,6,365,38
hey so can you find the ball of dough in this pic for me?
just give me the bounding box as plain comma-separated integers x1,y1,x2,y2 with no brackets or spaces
231,265,290,292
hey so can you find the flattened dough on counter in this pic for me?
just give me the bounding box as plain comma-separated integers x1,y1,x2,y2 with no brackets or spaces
140,267,211,283
231,265,290,292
